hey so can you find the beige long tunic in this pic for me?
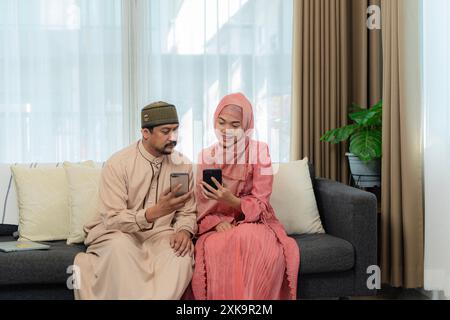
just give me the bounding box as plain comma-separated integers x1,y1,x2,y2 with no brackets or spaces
74,140,197,300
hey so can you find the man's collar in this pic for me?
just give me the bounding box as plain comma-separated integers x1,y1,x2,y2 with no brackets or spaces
138,140,164,164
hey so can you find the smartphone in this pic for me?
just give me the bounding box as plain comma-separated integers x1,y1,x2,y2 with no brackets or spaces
170,173,189,197
203,169,222,190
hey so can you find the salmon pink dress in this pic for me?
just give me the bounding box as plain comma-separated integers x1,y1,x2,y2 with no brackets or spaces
191,93,300,300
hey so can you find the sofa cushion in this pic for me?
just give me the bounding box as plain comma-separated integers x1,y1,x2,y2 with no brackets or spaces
271,159,325,235
292,234,354,274
1,162,106,229
64,163,102,244
11,162,96,242
0,234,354,286
0,236,86,286
0,225,18,237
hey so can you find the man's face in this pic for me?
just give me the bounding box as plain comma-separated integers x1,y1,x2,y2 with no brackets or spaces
142,124,179,155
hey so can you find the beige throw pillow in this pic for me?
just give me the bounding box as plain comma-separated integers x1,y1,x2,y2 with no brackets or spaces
271,158,325,235
64,162,102,244
11,161,95,242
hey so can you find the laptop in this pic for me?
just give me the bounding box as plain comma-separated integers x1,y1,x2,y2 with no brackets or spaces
0,241,50,253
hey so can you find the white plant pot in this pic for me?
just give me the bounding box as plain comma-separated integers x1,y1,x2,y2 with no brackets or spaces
346,153,381,188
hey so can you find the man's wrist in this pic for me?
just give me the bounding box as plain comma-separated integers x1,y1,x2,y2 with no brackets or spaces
178,229,193,239
145,206,158,223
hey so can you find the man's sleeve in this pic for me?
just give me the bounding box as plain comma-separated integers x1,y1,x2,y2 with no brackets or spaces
99,161,154,233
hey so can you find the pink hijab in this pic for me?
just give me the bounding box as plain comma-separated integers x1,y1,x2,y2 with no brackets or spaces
214,93,254,135
196,93,255,219
212,92,254,180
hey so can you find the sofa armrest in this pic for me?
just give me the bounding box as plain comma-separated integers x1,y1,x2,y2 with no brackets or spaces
0,224,18,237
314,178,378,295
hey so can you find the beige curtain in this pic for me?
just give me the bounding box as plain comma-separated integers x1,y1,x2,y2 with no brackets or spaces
380,0,424,288
351,0,382,108
291,0,382,183
292,0,424,289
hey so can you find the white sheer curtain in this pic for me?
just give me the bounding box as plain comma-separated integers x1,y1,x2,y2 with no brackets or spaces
132,0,293,162
0,0,124,163
0,0,293,163
423,0,450,299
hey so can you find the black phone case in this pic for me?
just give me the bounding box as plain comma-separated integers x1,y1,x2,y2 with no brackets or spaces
203,169,222,190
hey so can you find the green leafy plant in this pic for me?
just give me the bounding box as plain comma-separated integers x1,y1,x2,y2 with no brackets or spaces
320,100,382,163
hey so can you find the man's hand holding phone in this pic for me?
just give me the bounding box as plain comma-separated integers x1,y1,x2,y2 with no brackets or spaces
145,185,193,223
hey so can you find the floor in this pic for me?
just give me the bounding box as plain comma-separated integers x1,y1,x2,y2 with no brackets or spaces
350,286,431,300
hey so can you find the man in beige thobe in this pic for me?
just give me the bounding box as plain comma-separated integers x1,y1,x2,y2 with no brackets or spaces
74,102,197,300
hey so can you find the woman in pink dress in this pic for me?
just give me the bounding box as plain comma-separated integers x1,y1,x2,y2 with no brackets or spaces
191,93,300,300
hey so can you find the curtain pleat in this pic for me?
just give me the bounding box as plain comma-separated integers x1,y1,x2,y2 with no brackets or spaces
381,0,424,288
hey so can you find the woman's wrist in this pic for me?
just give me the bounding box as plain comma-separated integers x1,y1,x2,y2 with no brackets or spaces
228,195,241,211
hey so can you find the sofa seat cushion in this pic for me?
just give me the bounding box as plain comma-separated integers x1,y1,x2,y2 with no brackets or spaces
292,234,354,274
0,236,86,286
1,233,354,285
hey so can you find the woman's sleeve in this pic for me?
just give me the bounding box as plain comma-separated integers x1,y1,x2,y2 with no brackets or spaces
240,144,274,223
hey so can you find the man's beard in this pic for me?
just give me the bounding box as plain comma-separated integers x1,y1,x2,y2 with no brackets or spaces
159,142,177,155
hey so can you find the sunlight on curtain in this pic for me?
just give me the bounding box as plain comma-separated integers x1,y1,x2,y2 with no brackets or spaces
423,0,450,298
0,0,293,163
134,0,293,162
0,0,123,162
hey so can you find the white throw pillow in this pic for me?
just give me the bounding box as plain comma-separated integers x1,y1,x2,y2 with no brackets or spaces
11,161,95,241
271,158,325,235
64,163,102,244
1,163,72,226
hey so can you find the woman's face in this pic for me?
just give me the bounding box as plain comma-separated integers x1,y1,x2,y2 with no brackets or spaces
215,105,244,147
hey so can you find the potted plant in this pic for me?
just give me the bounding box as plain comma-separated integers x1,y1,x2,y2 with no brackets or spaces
320,100,382,188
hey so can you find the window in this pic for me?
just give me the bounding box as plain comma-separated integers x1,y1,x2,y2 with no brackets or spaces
423,0,450,298
137,0,293,162
0,0,123,162
0,0,293,163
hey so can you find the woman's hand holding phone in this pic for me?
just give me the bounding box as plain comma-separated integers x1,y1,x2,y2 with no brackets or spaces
201,177,241,211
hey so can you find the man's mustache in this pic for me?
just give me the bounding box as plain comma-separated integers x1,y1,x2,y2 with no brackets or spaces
165,141,177,148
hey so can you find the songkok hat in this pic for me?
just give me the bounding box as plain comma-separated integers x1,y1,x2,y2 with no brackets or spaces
141,101,179,128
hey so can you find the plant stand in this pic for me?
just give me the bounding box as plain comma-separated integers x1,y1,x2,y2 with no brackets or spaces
346,153,381,189
349,173,381,190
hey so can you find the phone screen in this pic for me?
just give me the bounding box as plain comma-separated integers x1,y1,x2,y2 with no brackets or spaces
170,173,189,197
203,169,222,190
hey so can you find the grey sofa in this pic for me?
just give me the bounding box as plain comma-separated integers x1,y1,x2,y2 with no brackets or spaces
0,170,378,300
